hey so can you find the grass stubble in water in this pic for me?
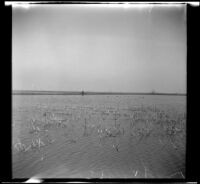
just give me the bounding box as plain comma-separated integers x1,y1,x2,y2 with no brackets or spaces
12,95,186,178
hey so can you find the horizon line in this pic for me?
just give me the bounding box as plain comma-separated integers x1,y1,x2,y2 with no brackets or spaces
12,90,186,96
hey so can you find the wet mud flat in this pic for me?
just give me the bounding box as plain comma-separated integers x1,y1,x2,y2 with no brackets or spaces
12,95,186,178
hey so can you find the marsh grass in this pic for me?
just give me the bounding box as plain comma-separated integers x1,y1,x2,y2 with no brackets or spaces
25,104,185,152
13,97,185,178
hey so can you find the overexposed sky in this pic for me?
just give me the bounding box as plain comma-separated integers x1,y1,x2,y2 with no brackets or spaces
12,4,186,93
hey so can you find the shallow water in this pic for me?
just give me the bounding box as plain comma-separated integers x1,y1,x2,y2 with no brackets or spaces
12,95,186,178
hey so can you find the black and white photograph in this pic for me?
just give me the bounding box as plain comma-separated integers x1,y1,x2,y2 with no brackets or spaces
12,2,186,178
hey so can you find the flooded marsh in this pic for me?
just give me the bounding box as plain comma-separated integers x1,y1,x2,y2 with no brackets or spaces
12,95,186,178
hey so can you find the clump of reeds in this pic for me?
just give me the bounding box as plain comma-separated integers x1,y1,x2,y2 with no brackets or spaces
14,136,46,153
29,119,41,134
82,118,95,137
127,104,185,147
14,141,26,152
